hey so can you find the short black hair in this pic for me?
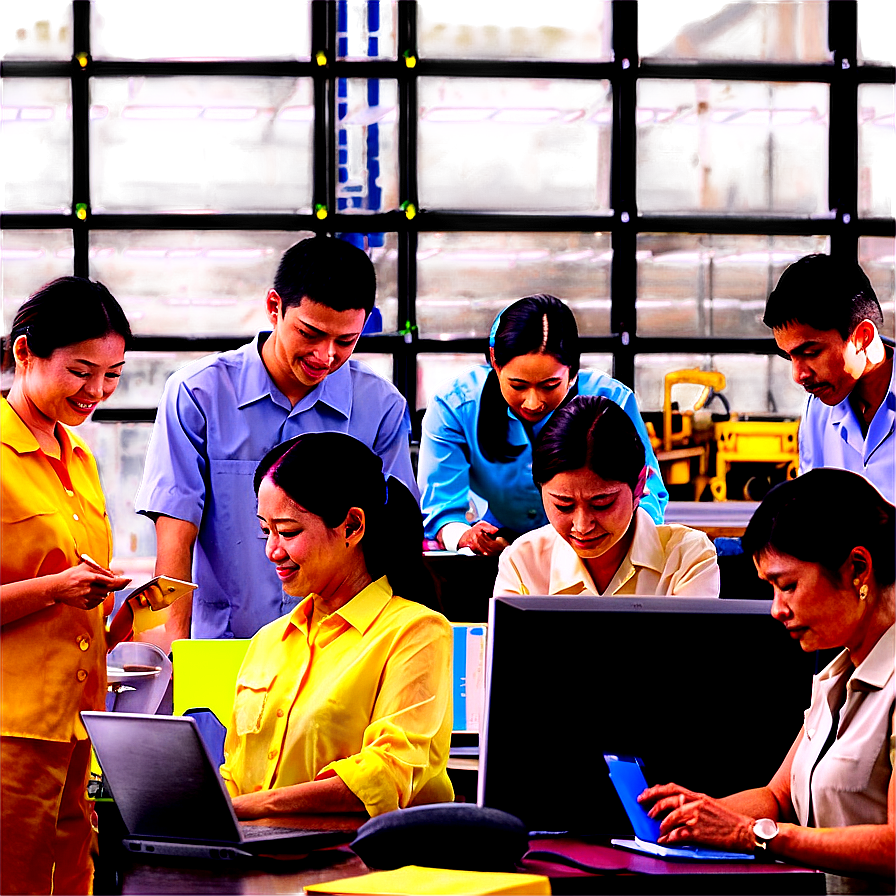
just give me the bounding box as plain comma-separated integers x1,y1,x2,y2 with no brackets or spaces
763,254,882,339
272,236,376,316
533,395,645,491
742,468,895,587
4,276,132,371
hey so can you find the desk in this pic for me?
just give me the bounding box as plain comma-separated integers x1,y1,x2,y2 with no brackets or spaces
106,816,826,895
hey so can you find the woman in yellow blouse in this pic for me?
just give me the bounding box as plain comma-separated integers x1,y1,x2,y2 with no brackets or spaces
1,277,133,895
221,432,454,818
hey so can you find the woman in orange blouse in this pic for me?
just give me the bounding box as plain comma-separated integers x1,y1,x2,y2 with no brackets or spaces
1,277,132,895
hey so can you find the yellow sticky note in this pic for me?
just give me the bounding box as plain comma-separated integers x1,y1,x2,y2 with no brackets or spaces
303,865,551,896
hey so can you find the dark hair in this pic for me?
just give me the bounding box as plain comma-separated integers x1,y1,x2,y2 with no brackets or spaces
533,395,645,491
254,433,436,604
742,468,895,587
3,276,132,372
763,254,882,339
272,236,377,317
478,294,581,463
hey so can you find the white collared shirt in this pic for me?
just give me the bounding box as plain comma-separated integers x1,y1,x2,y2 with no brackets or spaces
494,508,720,597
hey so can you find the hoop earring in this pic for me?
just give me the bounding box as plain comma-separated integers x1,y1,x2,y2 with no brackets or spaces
858,584,868,601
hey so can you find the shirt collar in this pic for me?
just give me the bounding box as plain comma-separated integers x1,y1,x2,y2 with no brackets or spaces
1,396,84,461
236,332,353,420
286,576,394,636
546,508,659,596
818,623,895,690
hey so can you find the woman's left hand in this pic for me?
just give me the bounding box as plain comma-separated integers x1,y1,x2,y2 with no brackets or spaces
639,783,756,852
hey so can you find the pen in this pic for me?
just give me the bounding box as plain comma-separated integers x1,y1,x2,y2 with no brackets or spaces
80,553,113,575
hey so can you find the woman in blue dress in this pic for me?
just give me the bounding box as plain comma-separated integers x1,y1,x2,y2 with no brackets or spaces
417,294,667,556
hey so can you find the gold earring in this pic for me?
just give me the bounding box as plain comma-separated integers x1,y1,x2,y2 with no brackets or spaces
853,578,861,588
859,584,868,601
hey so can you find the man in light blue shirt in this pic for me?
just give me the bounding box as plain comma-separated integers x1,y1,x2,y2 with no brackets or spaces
135,237,416,642
764,254,894,503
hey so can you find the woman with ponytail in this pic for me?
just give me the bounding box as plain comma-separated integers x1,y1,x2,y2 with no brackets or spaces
220,432,454,818
418,294,667,555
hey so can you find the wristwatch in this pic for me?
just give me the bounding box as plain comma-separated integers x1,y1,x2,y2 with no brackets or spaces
752,818,779,853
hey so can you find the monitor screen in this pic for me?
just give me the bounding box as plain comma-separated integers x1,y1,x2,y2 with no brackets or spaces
478,596,820,836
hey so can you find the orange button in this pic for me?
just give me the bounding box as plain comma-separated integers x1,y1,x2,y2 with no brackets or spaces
277,709,285,718
78,637,90,651
72,513,80,522
76,670,88,682
268,750,277,760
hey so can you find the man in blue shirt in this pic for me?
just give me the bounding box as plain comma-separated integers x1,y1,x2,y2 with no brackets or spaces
764,254,894,503
135,237,417,642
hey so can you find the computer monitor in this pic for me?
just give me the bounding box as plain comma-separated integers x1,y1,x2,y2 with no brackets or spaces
478,596,819,836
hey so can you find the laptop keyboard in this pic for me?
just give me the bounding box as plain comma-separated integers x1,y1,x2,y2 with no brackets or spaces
239,823,322,840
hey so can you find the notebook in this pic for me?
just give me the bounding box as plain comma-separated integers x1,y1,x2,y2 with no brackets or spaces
82,711,355,860
603,753,755,862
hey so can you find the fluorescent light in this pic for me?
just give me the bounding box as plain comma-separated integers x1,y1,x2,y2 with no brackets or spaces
19,107,54,121
1,249,44,259
202,107,260,121
122,106,203,120
278,105,314,121
555,250,594,262
492,108,560,124
424,107,495,122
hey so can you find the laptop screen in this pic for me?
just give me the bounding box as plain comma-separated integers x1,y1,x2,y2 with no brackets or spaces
83,712,242,844
478,596,818,836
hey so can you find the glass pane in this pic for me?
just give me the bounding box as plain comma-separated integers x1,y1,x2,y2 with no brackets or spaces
90,77,313,213
639,0,829,62
416,232,611,339
858,0,896,65
1,230,74,337
102,352,209,409
858,84,894,218
859,237,896,338
337,80,398,212
635,353,805,417
638,80,828,215
353,352,392,383
80,420,156,560
1,78,71,212
580,353,613,377
417,352,483,411
0,0,72,59
89,230,397,337
338,0,396,59
91,0,311,60
419,78,611,212
418,0,612,61
637,234,831,338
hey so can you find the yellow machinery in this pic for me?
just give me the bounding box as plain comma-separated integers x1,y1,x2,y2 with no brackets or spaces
710,416,798,501
645,369,799,501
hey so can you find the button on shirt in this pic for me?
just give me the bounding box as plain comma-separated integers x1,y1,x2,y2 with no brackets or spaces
791,624,894,831
494,509,720,597
418,367,669,539
135,334,417,639
220,577,454,817
799,350,895,503
1,398,111,742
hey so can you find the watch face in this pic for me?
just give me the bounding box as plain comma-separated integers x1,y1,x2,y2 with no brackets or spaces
754,818,778,840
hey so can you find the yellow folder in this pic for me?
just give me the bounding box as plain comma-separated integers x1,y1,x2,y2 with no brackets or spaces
303,865,551,895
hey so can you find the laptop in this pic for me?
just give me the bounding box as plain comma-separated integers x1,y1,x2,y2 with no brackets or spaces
604,754,755,861
82,711,355,860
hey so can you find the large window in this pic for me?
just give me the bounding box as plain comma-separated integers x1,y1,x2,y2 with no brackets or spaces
2,0,894,559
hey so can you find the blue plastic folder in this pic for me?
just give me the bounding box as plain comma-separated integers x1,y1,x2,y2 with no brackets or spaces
603,753,754,861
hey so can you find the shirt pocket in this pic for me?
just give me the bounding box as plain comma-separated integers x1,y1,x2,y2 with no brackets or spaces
233,672,277,737
822,738,884,793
